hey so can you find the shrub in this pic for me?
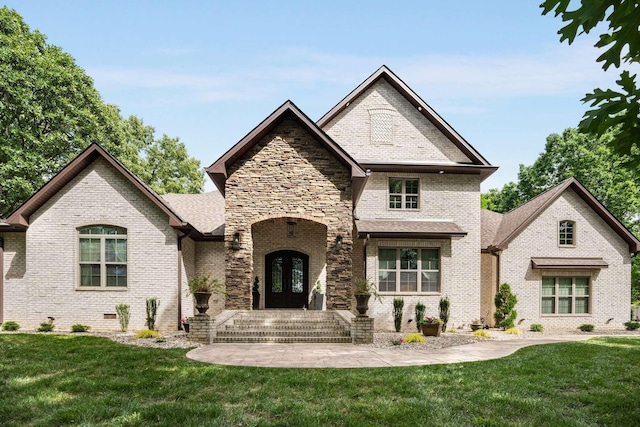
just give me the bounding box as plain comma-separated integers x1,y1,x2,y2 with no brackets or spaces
494,283,517,329
146,298,159,330
403,333,426,343
71,324,90,333
623,321,640,331
473,329,491,338
505,327,520,335
414,302,426,332
448,328,457,333
390,338,403,346
37,322,54,332
530,323,544,332
135,329,162,339
439,296,450,332
392,297,404,332
115,303,130,332
1,321,20,331
578,324,595,332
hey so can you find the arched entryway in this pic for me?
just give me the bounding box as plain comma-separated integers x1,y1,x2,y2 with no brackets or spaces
265,250,309,308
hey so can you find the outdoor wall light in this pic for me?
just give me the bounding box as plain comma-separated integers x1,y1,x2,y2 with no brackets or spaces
232,232,240,250
335,235,343,251
287,221,297,238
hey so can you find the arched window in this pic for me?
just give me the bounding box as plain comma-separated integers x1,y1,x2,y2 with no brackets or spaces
78,225,127,287
559,220,575,246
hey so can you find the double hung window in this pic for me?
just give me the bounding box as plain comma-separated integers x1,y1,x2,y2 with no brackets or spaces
389,178,419,209
79,225,127,288
378,248,440,293
541,277,589,314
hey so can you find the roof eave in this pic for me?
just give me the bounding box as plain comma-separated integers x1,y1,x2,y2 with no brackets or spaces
362,163,498,182
357,231,468,239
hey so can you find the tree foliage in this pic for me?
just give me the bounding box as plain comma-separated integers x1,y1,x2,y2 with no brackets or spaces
494,283,517,330
541,0,640,167
0,7,203,217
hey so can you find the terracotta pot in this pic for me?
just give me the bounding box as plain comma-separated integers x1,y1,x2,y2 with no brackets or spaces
421,323,441,337
194,292,211,315
355,294,370,317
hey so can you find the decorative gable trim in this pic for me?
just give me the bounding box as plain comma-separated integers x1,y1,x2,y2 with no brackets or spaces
206,100,368,203
4,143,189,232
317,65,494,168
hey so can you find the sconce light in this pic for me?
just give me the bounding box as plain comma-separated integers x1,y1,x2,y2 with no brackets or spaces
335,235,343,252
232,232,240,250
287,221,297,238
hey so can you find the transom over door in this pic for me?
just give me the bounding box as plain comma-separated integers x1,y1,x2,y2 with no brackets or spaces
265,250,309,308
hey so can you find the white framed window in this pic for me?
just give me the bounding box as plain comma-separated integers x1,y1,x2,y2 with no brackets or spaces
541,277,590,315
378,248,440,293
389,178,419,209
79,225,127,288
559,220,575,246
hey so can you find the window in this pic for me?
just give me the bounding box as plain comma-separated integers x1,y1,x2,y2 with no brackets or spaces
79,225,127,288
378,248,440,292
389,178,419,209
541,277,589,315
559,220,575,246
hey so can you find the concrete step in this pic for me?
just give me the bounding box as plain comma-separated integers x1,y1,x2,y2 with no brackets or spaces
218,329,350,337
226,323,343,330
232,318,341,326
215,336,352,344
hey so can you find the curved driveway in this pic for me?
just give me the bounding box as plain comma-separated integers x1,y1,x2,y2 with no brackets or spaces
186,335,593,368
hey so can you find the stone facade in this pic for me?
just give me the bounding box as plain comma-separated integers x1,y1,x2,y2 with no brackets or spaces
224,117,354,310
499,189,632,329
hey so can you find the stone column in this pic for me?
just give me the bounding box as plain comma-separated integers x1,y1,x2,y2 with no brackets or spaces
325,229,353,310
224,229,253,310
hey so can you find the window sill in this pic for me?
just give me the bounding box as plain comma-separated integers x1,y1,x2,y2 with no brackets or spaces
379,292,441,296
540,314,591,317
76,287,128,291
558,245,576,248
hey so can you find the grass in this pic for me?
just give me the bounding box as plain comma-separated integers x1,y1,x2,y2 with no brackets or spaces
1,335,639,426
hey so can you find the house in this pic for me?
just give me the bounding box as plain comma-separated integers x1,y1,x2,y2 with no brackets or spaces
1,66,638,332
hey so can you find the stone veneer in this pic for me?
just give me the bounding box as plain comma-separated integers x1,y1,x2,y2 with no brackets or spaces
224,117,354,310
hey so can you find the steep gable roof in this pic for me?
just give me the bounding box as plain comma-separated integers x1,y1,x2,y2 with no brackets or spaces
483,177,640,253
317,66,496,177
206,100,368,202
2,143,189,231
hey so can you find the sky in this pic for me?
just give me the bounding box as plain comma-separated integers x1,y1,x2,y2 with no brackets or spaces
3,0,623,192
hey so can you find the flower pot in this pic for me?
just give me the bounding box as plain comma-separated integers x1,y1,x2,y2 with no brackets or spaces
252,293,260,310
312,293,324,310
194,291,211,315
470,323,483,331
421,323,441,337
355,294,370,317
182,322,190,333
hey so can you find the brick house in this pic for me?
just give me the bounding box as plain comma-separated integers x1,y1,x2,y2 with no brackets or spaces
1,66,638,331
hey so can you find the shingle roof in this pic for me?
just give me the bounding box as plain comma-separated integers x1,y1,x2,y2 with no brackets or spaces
530,257,608,269
355,219,466,238
162,191,225,237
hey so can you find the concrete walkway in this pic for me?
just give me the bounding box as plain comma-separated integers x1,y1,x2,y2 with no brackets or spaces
186,335,593,368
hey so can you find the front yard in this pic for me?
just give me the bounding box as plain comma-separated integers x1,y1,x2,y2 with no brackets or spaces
1,334,638,426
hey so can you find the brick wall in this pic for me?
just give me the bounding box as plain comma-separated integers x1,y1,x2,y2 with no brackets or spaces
500,189,632,329
322,79,471,164
4,158,181,331
224,117,354,310
0,233,27,324
480,252,498,326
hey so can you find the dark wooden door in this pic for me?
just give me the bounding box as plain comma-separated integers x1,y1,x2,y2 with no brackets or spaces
265,250,309,308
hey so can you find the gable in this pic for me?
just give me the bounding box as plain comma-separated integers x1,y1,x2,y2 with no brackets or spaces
322,78,472,164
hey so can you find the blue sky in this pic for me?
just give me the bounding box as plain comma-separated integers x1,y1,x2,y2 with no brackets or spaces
4,1,621,192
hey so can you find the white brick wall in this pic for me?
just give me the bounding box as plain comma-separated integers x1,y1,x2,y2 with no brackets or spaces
3,157,181,331
500,189,632,329
193,241,225,315
322,79,471,164
0,233,27,324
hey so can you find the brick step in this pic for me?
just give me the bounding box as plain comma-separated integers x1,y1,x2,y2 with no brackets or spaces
232,318,341,326
218,329,350,337
235,312,335,319
214,336,352,344
226,323,343,330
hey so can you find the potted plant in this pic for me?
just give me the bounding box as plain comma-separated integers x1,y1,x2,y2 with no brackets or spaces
252,276,260,310
312,281,324,310
353,277,381,317
187,273,226,316
420,316,443,337
180,317,189,333
470,318,484,331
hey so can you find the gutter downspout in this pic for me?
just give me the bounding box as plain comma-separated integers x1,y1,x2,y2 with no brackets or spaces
0,237,4,324
177,231,191,330
363,233,370,278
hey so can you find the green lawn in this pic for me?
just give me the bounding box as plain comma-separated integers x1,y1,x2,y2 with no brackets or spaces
0,335,639,426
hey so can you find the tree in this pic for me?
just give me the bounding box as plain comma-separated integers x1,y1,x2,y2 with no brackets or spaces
494,283,517,330
0,7,203,217
541,1,640,168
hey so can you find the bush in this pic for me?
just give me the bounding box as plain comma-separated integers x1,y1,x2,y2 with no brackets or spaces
505,327,520,335
530,323,544,332
439,297,450,332
494,283,517,329
392,297,404,332
578,324,594,332
115,303,130,332
146,298,159,330
1,321,20,331
403,333,426,343
473,329,491,338
623,321,640,331
390,338,403,346
135,329,162,339
414,302,426,332
37,322,54,332
71,324,90,333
